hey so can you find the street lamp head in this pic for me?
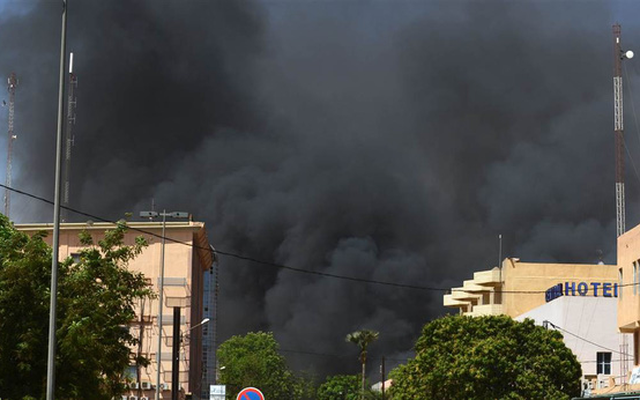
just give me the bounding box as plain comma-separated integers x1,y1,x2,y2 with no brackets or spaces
626,50,635,59
201,318,210,325
140,211,158,218
170,211,190,219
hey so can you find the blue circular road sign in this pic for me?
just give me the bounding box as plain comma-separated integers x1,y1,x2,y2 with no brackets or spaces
236,387,265,400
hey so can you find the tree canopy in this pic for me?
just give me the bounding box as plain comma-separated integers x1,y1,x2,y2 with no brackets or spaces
0,215,153,400
317,375,361,400
389,315,582,400
217,331,304,400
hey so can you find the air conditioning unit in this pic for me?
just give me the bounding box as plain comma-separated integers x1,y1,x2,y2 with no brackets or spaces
597,374,610,389
121,396,128,400
130,396,139,400
140,397,150,400
159,383,167,391
130,382,140,389
141,382,152,390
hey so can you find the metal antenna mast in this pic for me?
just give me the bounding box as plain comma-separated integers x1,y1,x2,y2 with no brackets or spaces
62,52,77,221
613,24,634,238
613,23,634,387
4,73,17,218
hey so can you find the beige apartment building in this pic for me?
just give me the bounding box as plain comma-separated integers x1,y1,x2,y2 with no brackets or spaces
618,223,640,354
444,258,619,318
16,221,212,400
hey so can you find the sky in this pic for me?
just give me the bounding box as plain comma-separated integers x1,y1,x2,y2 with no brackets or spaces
1,0,640,377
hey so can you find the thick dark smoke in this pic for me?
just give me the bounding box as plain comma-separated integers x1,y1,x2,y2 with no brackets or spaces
0,0,638,377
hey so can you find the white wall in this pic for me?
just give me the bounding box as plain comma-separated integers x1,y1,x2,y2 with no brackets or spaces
516,296,632,379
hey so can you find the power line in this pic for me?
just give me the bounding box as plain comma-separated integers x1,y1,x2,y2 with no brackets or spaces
1,182,636,294
545,320,632,357
204,337,410,362
0,183,447,291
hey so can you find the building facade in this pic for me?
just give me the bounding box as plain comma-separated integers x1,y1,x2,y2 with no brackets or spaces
16,221,213,400
515,296,631,394
443,257,625,392
444,258,619,318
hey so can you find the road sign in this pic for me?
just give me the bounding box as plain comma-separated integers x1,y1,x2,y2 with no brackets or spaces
210,385,226,400
236,387,265,400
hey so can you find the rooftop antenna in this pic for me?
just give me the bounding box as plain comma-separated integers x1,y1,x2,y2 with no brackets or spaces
4,73,18,218
62,52,77,221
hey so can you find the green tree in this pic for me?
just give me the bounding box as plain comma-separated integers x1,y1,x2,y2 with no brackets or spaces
345,329,379,398
317,375,360,400
389,315,582,400
0,215,153,400
217,331,301,400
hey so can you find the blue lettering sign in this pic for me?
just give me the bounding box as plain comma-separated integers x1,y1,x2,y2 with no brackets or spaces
545,283,563,302
552,281,618,298
577,282,588,296
565,281,576,296
603,282,612,297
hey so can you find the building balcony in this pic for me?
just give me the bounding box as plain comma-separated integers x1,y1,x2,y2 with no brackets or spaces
473,267,501,286
467,303,503,317
450,289,480,301
443,294,469,307
462,279,491,292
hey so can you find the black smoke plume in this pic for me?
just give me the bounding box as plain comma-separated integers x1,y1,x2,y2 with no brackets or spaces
0,0,635,377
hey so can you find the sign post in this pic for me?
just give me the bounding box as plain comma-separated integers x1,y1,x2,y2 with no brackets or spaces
210,385,226,400
236,387,265,400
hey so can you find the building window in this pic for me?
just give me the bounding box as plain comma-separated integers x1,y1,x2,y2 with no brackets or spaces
635,261,639,295
124,364,137,381
635,331,640,366
70,252,81,263
619,268,623,300
597,352,612,375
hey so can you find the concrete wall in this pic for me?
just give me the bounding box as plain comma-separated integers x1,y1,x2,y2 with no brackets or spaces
516,296,632,380
502,259,618,318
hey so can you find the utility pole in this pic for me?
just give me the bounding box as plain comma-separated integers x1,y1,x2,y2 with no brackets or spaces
172,307,181,400
139,210,190,400
4,73,17,218
46,0,69,399
380,357,386,400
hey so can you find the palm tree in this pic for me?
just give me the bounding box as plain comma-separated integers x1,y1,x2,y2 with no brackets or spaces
346,329,379,398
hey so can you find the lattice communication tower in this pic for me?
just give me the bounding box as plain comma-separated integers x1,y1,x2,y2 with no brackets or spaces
62,53,77,221
4,73,18,218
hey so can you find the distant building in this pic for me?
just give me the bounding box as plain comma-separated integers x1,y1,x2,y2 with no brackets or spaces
443,258,619,318
443,257,626,393
371,379,393,393
16,221,214,400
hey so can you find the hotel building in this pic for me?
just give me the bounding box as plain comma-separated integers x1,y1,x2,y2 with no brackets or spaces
443,257,630,394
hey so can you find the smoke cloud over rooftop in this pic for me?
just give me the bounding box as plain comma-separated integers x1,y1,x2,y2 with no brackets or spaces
0,0,637,375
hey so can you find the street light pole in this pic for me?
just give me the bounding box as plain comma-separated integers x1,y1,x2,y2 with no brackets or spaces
172,317,210,400
157,210,167,400
140,210,189,400
46,1,68,399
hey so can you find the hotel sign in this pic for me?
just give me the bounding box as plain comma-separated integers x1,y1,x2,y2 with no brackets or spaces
545,282,618,302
